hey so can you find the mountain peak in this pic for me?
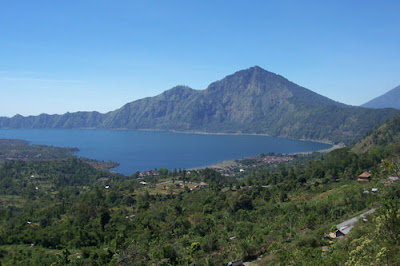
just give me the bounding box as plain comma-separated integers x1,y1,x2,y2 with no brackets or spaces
362,85,400,110
206,65,296,98
227,66,289,88
248,65,264,71
235,65,278,77
159,85,196,100
209,66,280,88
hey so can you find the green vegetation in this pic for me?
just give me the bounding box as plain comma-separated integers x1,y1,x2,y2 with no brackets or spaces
352,115,400,153
211,152,330,178
0,138,118,171
1,67,399,144
1,116,400,265
0,139,78,163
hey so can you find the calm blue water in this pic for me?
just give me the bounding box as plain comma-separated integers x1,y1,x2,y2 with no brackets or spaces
0,129,331,175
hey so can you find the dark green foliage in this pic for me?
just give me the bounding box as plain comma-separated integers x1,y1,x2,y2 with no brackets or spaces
0,139,78,163
379,198,400,245
353,115,400,152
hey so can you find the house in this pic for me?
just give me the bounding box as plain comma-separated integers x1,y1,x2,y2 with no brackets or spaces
371,188,378,193
389,176,399,182
335,225,354,238
199,182,208,188
334,208,376,238
141,170,159,176
140,181,148,185
357,172,371,182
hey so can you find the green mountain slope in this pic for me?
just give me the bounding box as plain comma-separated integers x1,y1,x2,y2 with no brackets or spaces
103,66,400,143
0,66,399,144
352,115,400,153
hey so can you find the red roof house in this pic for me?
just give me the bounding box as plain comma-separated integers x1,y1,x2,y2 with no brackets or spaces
199,182,208,188
357,172,371,182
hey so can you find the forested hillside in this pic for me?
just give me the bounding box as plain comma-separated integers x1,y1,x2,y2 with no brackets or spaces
1,116,400,264
353,115,400,153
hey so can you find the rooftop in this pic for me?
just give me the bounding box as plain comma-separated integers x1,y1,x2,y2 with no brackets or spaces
359,172,372,178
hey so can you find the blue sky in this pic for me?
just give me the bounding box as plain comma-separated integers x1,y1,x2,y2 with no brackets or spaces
1,0,399,117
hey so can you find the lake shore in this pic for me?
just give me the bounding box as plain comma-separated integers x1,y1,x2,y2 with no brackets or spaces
139,128,336,146
0,129,334,175
196,143,344,171
25,127,336,145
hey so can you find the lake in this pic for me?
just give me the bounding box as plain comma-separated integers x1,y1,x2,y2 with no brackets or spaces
0,129,331,175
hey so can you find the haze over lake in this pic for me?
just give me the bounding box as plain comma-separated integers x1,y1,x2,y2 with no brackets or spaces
0,129,331,175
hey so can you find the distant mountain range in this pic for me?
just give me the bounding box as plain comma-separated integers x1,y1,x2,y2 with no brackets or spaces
362,85,400,110
0,66,399,144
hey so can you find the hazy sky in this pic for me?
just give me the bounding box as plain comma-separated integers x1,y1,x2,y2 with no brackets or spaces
1,0,399,117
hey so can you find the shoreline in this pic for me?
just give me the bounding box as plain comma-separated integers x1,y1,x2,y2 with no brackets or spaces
0,129,342,175
0,127,336,146
136,128,336,146
194,143,345,170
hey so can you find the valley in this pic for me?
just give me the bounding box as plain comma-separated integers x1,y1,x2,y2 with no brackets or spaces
0,115,399,264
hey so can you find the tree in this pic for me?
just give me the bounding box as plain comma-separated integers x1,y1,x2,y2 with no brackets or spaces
100,209,111,231
234,194,253,211
62,249,71,264
377,198,400,245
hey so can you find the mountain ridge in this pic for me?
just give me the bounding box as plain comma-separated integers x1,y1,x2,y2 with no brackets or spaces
1,66,399,144
362,84,400,110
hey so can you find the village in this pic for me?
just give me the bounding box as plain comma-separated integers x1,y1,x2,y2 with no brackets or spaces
138,167,399,264
318,171,399,259
136,154,297,180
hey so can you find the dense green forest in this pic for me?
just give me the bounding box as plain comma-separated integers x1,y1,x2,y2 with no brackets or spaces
0,117,400,265
352,115,400,153
0,139,78,163
0,139,118,172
